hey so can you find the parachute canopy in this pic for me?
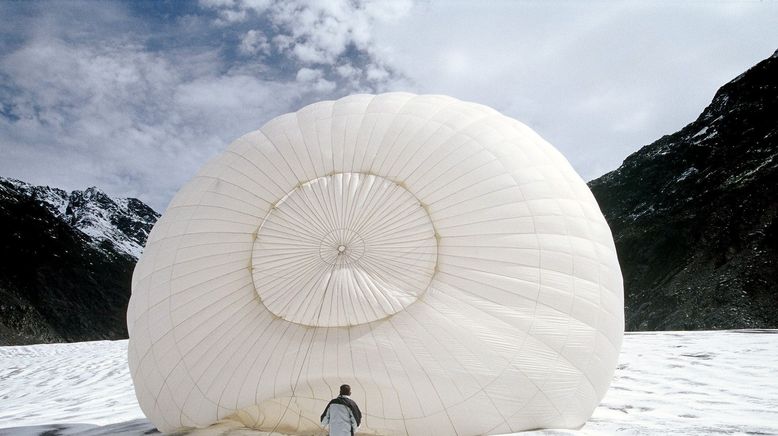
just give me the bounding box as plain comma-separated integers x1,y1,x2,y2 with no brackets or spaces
128,93,624,435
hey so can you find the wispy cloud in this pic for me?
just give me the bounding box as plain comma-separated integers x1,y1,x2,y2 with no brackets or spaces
201,0,411,92
0,0,410,209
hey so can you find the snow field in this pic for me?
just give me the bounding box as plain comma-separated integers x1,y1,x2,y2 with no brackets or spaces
0,331,776,435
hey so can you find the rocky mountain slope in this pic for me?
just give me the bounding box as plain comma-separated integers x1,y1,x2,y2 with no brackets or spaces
589,49,778,330
0,177,158,344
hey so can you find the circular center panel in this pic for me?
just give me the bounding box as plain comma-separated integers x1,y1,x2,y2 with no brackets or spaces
251,172,438,327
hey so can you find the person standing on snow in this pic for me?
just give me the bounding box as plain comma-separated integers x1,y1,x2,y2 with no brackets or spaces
320,384,362,436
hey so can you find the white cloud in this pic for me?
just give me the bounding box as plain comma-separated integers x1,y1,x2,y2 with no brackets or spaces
271,34,294,51
295,67,336,93
239,29,270,55
370,1,778,180
365,64,390,82
292,41,329,64
0,30,300,210
0,1,412,210
207,0,413,90
295,67,322,82
217,8,247,24
200,0,251,24
336,64,358,79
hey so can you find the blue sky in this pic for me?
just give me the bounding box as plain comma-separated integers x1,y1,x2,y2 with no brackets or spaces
1,0,777,211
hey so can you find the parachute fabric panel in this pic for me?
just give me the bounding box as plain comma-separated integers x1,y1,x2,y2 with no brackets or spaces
128,93,624,435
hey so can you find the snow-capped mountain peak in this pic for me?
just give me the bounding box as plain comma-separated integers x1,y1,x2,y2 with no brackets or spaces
0,177,159,259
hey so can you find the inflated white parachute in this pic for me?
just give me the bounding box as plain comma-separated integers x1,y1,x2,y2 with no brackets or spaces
128,93,624,435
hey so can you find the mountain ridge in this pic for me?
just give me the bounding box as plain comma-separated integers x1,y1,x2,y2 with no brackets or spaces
589,48,778,330
1,177,158,259
0,177,158,344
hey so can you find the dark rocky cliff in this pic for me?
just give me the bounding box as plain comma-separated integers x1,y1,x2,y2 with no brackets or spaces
589,49,778,330
0,178,158,344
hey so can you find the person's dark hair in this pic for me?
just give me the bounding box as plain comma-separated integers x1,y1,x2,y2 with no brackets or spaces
339,384,351,396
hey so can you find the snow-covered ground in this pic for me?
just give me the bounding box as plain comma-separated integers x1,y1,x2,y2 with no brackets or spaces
0,331,776,435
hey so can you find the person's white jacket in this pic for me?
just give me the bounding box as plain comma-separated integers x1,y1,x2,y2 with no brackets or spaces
321,395,359,436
